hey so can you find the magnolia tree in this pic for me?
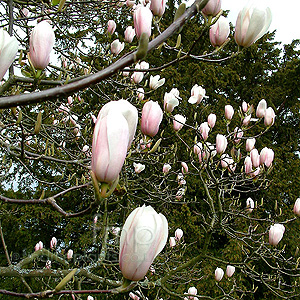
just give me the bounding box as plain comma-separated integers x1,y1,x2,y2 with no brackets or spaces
0,0,299,299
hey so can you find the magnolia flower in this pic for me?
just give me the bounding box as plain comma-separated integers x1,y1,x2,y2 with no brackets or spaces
207,113,216,128
139,61,149,69
149,75,165,90
242,101,248,112
215,267,224,281
150,0,166,16
50,237,57,249
202,0,221,16
173,114,186,131
264,107,275,126
250,148,260,168
256,99,267,118
199,122,210,141
234,5,272,48
107,20,116,35
124,26,136,43
134,6,153,39
0,29,19,80
260,147,274,167
225,105,234,120
187,286,197,297
133,162,145,173
137,87,145,101
246,138,256,152
119,205,168,280
244,156,253,174
181,162,188,174
169,237,176,247
92,100,138,183
226,265,235,277
35,241,43,251
162,163,171,174
175,228,183,241
293,198,300,216
209,16,230,47
164,91,179,113
111,39,124,56
141,101,163,137
269,224,285,246
234,127,243,143
29,21,55,70
188,84,208,105
216,134,227,154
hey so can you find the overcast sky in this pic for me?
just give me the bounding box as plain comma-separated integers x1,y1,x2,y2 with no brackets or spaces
222,0,300,45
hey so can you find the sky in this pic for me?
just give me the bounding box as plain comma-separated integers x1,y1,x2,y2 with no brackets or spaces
222,0,300,45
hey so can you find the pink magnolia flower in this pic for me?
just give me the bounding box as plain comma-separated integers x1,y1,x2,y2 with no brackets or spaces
181,162,188,174
207,113,216,128
0,29,19,80
164,90,179,113
234,127,243,143
35,241,43,252
202,0,221,17
163,163,171,174
126,0,135,7
225,105,234,120
131,65,144,84
119,205,168,280
234,6,272,48
92,100,138,183
269,224,285,246
50,237,57,250
242,101,248,112
92,111,128,183
137,87,145,101
256,99,267,118
124,26,136,43
129,292,140,300
134,6,153,39
215,267,224,281
141,101,163,137
260,147,274,167
188,286,197,296
29,21,55,70
209,16,230,47
226,265,235,277
107,20,116,35
188,84,208,105
150,0,166,17
244,156,253,174
175,228,183,241
169,237,176,247
293,198,300,216
133,162,145,173
173,114,186,131
264,107,275,126
246,138,256,152
149,75,165,90
243,114,252,126
111,39,124,56
250,148,260,168
199,122,210,141
216,134,227,154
